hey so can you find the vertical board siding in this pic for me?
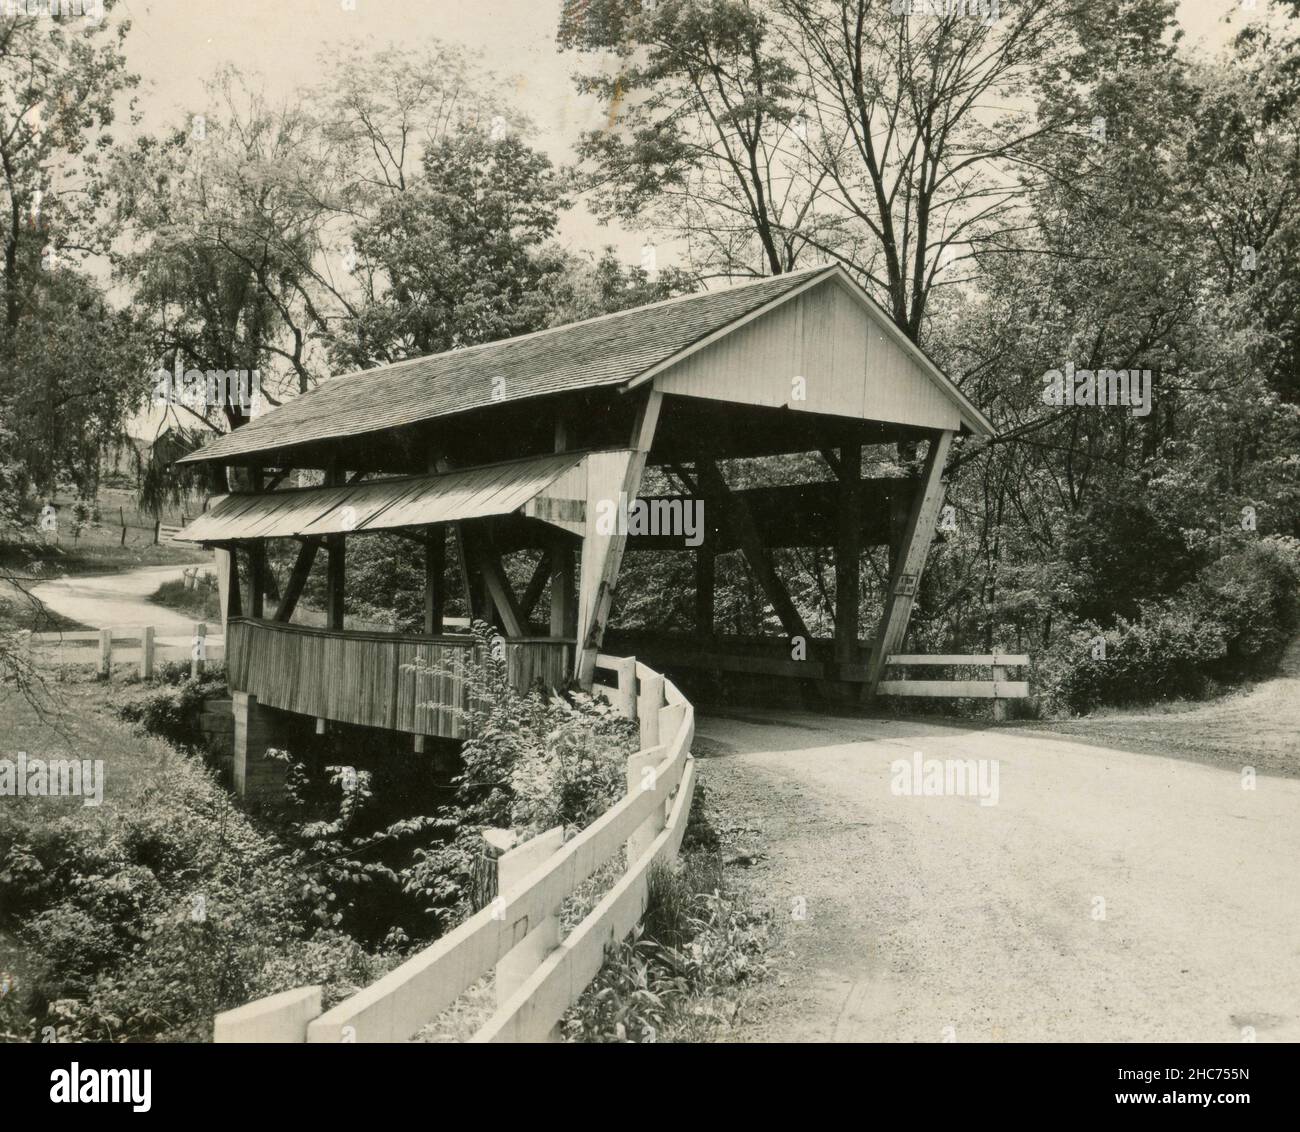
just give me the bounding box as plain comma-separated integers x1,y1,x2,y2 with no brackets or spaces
653,275,962,431
227,619,571,739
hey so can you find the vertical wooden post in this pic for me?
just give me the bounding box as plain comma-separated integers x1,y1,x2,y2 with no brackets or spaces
250,470,266,618
450,524,477,622
695,547,714,636
550,409,576,641
613,655,637,719
494,825,565,1035
424,526,444,635
865,430,955,693
325,536,345,631
991,663,1007,722
835,443,862,668
638,670,664,749
98,628,112,677
224,546,243,620
548,540,575,638
325,464,345,632
140,625,155,680
191,622,207,679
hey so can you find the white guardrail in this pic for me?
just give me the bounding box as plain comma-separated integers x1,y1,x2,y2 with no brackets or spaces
24,624,223,678
877,653,1031,720
213,653,696,1044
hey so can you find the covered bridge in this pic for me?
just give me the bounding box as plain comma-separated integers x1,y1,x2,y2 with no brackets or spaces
175,264,993,798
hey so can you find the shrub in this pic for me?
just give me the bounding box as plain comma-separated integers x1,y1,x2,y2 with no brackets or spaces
400,621,638,933
115,674,227,747
0,755,387,1042
563,857,770,1043
1038,537,1300,714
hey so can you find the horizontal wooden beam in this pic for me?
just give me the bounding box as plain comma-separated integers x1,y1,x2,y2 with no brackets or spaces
876,680,1030,699
619,479,903,552
887,653,1029,667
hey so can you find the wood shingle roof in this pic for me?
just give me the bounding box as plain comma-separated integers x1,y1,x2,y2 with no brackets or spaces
179,266,837,465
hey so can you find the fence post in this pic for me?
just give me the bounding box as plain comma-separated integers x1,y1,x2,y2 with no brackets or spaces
614,655,637,719
120,507,127,547
153,518,161,545
140,626,155,680
191,622,206,679
626,745,668,864
638,671,664,749
98,629,112,677
991,663,1007,722
494,826,565,1038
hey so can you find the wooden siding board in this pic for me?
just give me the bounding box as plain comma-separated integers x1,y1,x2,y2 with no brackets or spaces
226,619,570,739
654,276,964,431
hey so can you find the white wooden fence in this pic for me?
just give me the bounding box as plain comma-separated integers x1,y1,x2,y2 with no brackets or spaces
24,624,225,679
877,653,1031,720
213,652,696,1044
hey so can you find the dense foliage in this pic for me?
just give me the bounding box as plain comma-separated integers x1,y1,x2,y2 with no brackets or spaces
400,621,639,932
0,741,384,1043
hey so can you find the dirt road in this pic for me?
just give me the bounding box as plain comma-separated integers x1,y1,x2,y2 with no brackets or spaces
29,564,220,650
696,710,1300,1042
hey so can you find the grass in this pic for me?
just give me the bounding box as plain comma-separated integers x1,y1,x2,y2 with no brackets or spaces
999,636,1300,778
0,537,204,579
2,486,207,581
560,785,772,1043
149,577,221,622
0,673,177,1032
0,676,182,808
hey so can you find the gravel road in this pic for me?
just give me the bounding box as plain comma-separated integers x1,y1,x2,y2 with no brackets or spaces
695,709,1300,1043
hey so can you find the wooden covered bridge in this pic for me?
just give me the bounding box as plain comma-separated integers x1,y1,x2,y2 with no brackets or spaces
175,264,993,798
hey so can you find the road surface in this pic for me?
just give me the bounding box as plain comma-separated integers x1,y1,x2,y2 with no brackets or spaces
29,563,221,650
695,709,1300,1042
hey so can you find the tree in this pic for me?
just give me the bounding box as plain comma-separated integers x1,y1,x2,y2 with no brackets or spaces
332,126,570,368
0,2,137,333
561,0,1076,340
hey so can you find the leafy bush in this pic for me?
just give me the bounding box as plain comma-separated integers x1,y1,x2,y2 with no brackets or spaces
563,855,770,1043
115,674,228,747
0,755,389,1042
399,621,638,933
1038,537,1300,714
148,577,220,622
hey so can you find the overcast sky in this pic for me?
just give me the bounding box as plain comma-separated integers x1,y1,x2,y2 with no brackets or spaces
113,0,1255,267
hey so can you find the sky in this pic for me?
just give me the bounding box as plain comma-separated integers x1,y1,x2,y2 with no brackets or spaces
110,0,1264,267
116,0,635,257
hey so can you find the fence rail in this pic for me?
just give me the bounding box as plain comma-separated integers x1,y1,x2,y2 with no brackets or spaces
877,653,1032,719
24,624,224,678
213,653,696,1044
